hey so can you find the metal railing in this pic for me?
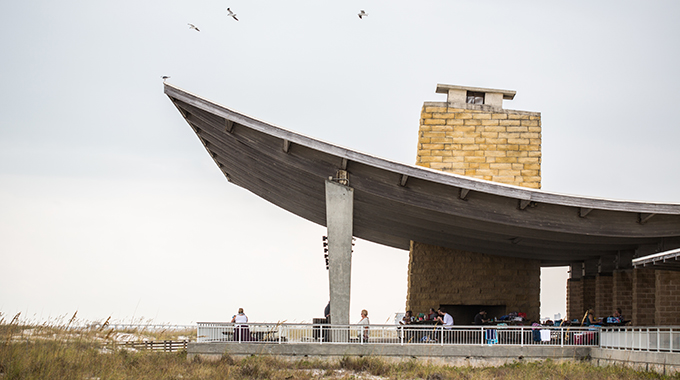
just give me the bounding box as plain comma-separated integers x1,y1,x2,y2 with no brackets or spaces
600,327,679,352
196,322,600,346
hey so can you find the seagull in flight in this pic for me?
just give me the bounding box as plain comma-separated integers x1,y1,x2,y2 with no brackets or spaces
227,8,239,21
358,10,368,19
188,23,200,32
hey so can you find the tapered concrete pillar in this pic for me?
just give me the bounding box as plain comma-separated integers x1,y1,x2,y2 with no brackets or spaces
325,179,354,334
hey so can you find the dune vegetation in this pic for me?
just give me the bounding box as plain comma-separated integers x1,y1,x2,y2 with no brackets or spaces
1,312,676,379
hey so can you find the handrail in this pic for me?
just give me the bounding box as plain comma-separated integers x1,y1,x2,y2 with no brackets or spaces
196,322,600,346
599,326,679,353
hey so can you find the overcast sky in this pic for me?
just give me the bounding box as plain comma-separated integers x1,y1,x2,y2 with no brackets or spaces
1,1,679,326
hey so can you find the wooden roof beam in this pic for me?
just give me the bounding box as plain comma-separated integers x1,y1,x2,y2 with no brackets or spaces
639,213,656,224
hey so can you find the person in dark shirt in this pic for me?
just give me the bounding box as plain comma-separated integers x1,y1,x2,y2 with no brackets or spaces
474,310,491,325
426,308,438,321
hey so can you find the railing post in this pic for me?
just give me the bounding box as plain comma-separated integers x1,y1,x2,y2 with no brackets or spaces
480,327,483,346
440,327,444,346
560,327,563,347
520,326,524,347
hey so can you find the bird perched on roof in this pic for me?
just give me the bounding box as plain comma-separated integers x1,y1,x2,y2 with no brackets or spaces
188,23,200,32
358,10,368,19
161,76,170,81
227,8,239,21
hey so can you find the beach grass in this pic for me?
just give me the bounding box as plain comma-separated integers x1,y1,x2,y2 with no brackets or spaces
1,313,677,379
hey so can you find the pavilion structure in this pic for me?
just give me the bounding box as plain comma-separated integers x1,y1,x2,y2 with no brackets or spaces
165,83,680,328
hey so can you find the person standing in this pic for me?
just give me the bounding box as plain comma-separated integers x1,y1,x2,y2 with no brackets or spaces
324,301,331,323
435,308,454,343
231,307,250,341
357,309,370,341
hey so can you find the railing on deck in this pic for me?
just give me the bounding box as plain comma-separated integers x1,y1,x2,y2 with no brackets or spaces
196,322,600,346
600,327,679,352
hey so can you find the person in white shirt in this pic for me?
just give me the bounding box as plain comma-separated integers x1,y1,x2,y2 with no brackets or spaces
435,308,454,343
435,308,454,328
357,309,370,341
231,307,251,341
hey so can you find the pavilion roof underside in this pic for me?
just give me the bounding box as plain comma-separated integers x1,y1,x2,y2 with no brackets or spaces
165,84,680,266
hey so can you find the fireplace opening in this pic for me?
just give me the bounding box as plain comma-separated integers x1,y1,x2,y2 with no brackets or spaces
439,305,507,325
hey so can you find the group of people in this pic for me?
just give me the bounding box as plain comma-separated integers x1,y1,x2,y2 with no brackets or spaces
400,308,456,328
582,307,625,326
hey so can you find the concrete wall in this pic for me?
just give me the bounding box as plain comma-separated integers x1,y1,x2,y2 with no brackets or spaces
591,348,680,375
406,241,541,322
190,342,589,367
188,343,679,375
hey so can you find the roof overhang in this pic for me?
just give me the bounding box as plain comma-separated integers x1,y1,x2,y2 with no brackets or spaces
165,83,680,266
633,248,680,271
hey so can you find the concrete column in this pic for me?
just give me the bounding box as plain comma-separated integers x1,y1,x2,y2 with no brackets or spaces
325,179,354,333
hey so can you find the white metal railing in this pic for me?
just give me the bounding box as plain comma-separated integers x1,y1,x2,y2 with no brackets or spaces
600,327,679,352
196,322,600,346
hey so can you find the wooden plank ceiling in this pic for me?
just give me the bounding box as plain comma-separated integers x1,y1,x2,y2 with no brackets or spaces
165,84,680,266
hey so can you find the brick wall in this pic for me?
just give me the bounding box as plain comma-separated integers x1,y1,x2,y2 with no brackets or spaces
632,268,657,326
595,274,613,319
566,276,600,323
566,278,583,322
612,269,633,322
655,270,680,326
407,92,542,325
582,277,597,318
416,103,541,189
406,241,541,322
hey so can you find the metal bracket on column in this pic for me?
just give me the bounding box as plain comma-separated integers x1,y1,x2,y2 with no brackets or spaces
328,170,349,186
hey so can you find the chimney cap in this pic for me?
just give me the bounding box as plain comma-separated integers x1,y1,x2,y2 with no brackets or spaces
435,84,516,100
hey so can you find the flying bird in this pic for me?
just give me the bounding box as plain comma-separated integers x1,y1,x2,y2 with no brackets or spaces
358,10,368,19
227,8,239,21
188,23,200,32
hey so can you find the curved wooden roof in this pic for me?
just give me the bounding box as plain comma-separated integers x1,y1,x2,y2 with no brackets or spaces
165,84,680,266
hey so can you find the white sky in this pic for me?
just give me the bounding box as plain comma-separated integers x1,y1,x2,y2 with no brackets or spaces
1,1,679,326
